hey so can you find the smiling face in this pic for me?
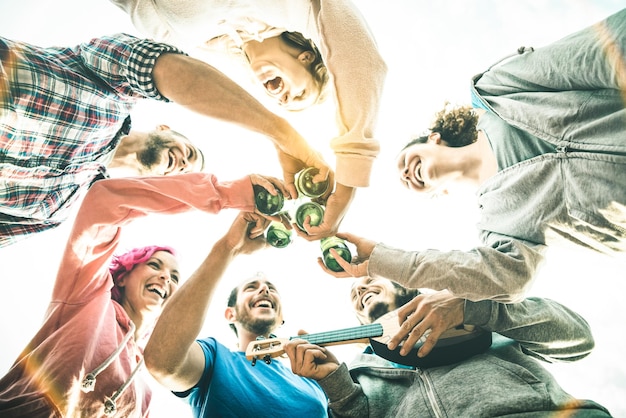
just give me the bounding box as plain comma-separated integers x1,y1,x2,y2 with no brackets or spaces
116,251,180,316
350,277,400,324
350,277,421,324
245,35,321,111
227,279,283,337
137,127,203,176
396,133,457,194
252,53,318,111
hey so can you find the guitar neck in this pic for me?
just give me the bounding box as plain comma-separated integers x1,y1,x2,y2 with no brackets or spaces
292,323,384,347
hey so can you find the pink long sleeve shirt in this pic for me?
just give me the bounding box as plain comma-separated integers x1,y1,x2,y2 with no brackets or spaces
0,173,254,417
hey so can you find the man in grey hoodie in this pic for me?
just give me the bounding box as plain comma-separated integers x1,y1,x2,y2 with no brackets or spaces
284,276,611,417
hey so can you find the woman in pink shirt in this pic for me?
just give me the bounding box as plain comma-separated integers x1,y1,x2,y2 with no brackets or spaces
0,172,281,417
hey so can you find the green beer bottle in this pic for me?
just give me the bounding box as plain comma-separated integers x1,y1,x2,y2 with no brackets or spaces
320,236,352,272
265,221,293,248
295,167,330,198
253,184,284,216
294,201,324,232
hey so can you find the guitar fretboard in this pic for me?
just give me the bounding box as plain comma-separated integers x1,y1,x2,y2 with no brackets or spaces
291,323,384,345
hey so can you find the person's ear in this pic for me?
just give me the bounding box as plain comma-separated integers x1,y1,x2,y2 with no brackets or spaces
116,273,127,288
298,50,314,65
156,124,170,131
428,132,442,144
224,306,236,322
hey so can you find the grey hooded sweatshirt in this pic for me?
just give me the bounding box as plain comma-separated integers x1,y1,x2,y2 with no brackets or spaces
368,8,626,303
316,297,611,417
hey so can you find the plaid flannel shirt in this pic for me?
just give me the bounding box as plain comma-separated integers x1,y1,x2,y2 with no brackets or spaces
0,34,185,247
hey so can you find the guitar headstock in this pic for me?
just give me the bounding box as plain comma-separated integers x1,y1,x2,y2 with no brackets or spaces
245,337,290,366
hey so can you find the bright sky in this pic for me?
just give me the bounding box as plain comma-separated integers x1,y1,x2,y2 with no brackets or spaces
1,1,625,416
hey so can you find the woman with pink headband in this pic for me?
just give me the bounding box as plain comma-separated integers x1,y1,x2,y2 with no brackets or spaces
0,172,281,417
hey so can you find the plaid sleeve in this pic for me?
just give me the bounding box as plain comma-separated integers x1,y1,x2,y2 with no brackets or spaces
79,33,187,102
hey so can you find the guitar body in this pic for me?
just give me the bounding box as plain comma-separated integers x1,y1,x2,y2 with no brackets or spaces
369,310,493,368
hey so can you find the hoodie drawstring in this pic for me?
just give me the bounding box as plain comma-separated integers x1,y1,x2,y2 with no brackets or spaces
80,321,143,416
103,358,144,417
81,321,136,393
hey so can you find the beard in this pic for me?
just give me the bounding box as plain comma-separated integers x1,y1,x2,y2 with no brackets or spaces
137,135,172,172
235,306,280,336
364,301,392,324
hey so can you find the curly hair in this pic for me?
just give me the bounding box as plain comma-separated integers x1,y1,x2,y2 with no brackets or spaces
109,245,177,303
429,102,479,147
401,103,478,151
280,31,330,105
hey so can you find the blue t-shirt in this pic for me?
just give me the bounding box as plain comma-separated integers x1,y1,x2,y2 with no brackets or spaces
175,337,329,417
471,89,555,170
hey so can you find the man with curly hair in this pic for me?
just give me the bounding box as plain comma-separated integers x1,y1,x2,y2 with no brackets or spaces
317,8,626,306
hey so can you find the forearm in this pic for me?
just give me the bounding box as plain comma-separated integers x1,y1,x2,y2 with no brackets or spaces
318,0,386,187
52,174,253,301
317,363,369,417
368,237,545,303
464,297,594,363
144,239,237,389
153,53,299,147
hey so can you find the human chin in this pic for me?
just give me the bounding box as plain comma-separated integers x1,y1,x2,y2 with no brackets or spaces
149,149,174,175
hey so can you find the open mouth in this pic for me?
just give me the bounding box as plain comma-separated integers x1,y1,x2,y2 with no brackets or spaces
165,151,176,174
414,160,425,187
252,298,274,309
408,159,425,189
264,76,284,95
361,291,376,309
147,284,167,299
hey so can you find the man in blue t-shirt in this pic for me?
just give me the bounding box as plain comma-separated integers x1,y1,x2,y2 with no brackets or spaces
143,211,329,417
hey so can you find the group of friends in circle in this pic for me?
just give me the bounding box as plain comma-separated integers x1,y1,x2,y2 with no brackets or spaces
0,1,624,417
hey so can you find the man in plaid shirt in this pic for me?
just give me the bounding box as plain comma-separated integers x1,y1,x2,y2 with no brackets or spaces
0,33,328,248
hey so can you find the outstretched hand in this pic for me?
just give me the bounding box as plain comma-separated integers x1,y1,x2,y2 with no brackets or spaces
294,183,354,241
221,211,270,256
387,290,465,358
316,232,377,278
275,146,331,203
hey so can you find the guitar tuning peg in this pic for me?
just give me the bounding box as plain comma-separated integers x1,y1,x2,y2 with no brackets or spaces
255,336,266,341
251,357,257,367
263,355,272,365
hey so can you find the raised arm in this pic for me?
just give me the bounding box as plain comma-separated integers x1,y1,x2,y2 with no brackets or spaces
81,33,330,201
143,211,269,392
152,52,331,190
295,0,386,240
316,0,386,188
52,173,254,304
387,290,594,363
464,297,595,363
367,232,546,303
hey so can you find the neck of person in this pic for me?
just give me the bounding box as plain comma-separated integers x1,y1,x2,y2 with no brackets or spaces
237,327,275,353
122,302,158,342
450,130,497,188
108,133,146,176
474,129,498,184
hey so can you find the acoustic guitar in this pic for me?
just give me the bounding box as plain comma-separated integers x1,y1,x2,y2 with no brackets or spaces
245,309,492,368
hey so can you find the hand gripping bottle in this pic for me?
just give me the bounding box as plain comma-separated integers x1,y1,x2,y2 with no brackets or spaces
295,167,330,198
320,236,352,272
265,221,293,248
294,201,324,232
253,184,284,216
